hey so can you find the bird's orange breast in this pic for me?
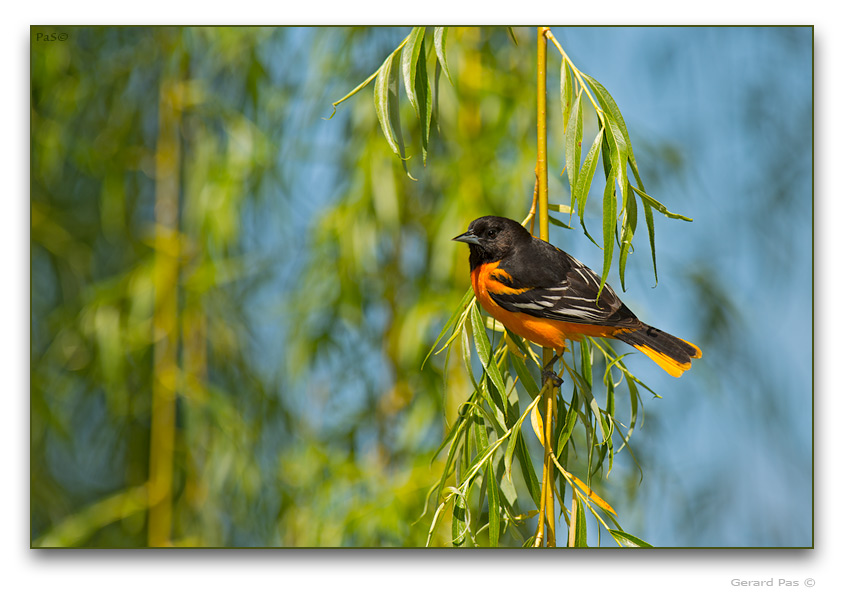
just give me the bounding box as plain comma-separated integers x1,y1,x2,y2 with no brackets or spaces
470,262,620,351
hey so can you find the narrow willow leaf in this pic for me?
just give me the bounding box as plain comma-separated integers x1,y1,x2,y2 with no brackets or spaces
452,491,468,546
515,432,541,507
432,57,441,133
626,371,639,438
565,91,583,199
605,379,615,476
401,27,426,119
374,50,402,157
589,394,609,445
607,117,629,217
433,27,453,85
561,62,574,136
328,68,379,119
609,529,653,548
580,340,593,388
530,404,543,444
487,461,500,547
434,420,465,500
431,414,465,465
415,37,432,165
548,215,572,229
511,351,539,398
504,358,538,481
556,392,578,455
630,185,693,221
581,73,642,177
568,472,617,517
574,127,604,244
422,288,474,369
598,169,617,300
504,329,533,359
627,167,658,284
642,200,658,285
595,107,628,215
469,304,508,410
461,321,479,393
618,182,638,291
549,203,573,214
573,496,588,547
374,49,415,179
503,394,539,483
568,366,609,444
507,26,518,45
581,73,635,209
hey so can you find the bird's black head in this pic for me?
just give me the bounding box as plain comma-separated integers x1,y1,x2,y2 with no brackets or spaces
452,216,532,269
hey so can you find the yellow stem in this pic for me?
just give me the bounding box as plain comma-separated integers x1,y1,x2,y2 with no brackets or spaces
535,26,558,547
544,29,607,129
148,70,182,548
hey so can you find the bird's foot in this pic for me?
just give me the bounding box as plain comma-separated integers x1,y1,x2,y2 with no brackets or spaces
541,353,563,387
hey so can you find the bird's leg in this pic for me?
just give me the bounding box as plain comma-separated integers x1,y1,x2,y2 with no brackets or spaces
541,352,563,387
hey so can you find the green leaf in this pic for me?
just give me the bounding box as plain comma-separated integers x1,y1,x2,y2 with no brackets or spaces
401,27,426,119
400,27,432,165
374,49,415,179
568,366,610,445
452,490,468,546
573,127,604,244
548,215,572,229
598,168,616,300
561,62,574,138
630,185,693,221
607,118,629,215
515,432,541,507
573,496,588,547
415,38,432,165
374,50,402,156
609,529,653,548
511,352,540,399
581,73,642,178
433,27,453,85
422,288,473,369
431,414,465,464
327,68,379,120
556,391,578,455
503,396,537,486
618,182,638,291
504,357,539,483
507,26,518,46
604,378,615,475
580,340,593,388
565,91,583,201
469,304,508,412
642,199,658,285
433,419,467,500
486,460,500,547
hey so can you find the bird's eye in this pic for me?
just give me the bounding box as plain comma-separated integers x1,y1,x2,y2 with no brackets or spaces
486,229,498,238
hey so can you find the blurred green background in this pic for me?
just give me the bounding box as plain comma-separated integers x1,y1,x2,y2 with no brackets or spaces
30,26,812,547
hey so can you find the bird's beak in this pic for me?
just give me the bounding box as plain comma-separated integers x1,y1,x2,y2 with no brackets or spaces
452,230,481,246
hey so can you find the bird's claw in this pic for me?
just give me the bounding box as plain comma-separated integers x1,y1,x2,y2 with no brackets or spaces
541,368,563,387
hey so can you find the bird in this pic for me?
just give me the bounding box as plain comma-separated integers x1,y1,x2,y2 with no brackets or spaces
453,215,701,377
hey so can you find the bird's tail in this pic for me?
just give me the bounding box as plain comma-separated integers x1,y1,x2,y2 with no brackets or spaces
616,324,702,378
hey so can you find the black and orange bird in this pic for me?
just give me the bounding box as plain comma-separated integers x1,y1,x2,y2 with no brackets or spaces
453,215,701,377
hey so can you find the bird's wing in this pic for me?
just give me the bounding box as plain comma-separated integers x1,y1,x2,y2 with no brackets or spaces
489,249,639,328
